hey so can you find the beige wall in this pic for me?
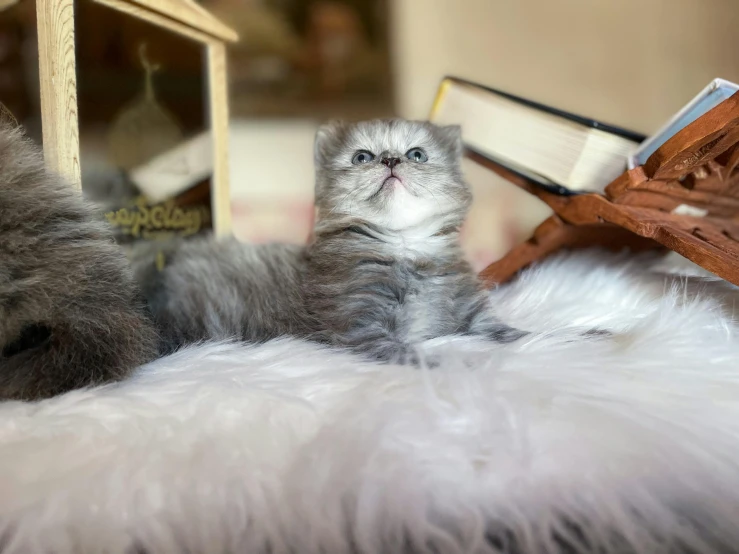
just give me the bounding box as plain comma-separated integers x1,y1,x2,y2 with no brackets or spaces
389,0,739,269
391,0,739,133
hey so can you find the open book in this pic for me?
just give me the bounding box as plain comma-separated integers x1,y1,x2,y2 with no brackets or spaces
429,77,644,195
431,77,739,197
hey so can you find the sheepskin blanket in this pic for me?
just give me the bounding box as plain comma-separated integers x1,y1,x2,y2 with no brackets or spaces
1,251,738,554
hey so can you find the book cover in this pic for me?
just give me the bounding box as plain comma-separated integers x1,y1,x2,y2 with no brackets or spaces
629,78,739,168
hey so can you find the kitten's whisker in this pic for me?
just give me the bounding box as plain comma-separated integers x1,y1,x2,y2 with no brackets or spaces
323,187,363,220
344,186,366,219
415,182,446,215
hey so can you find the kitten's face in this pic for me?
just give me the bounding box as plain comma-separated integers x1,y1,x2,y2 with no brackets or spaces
313,119,471,232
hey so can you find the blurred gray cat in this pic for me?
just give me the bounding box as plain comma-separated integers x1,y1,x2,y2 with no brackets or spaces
135,119,527,363
0,124,158,400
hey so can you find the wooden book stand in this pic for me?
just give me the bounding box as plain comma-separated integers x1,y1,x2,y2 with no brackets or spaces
478,92,739,288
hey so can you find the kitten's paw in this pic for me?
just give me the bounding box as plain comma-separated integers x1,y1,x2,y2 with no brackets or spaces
583,328,612,338
391,347,440,368
488,325,530,344
551,327,614,344
361,343,440,368
408,351,441,369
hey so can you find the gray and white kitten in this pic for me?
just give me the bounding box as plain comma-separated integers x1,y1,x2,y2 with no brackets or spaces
136,119,527,362
0,124,158,400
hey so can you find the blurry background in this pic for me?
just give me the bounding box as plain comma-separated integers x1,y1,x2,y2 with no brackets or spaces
1,0,739,269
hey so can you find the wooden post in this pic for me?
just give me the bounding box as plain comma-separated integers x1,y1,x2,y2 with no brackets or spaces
36,0,82,188
206,40,232,237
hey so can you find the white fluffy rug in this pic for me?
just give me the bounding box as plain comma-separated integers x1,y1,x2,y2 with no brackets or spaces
1,250,739,554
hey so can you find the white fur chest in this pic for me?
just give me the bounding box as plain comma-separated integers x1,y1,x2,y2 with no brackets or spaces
380,226,449,259
372,186,441,236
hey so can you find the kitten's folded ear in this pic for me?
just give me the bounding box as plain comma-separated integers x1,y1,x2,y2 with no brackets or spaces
435,124,463,159
314,120,345,166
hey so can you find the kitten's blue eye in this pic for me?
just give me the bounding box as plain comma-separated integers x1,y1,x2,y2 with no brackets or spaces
352,151,375,165
405,148,428,163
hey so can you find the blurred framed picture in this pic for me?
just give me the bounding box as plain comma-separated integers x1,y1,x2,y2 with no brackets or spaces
203,0,395,120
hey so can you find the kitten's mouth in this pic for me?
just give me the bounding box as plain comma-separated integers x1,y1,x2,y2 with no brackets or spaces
368,174,406,201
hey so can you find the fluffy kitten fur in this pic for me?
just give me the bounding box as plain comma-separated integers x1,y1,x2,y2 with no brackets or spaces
136,119,526,362
0,124,158,400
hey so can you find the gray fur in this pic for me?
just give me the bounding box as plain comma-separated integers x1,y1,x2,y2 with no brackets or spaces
137,119,526,362
0,125,158,400
134,238,310,354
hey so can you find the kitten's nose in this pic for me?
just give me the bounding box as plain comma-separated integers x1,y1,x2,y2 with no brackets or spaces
381,157,401,169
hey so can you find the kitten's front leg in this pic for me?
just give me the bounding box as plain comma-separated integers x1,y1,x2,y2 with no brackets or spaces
339,324,426,366
462,296,529,343
464,295,613,343
470,316,529,343
464,302,611,343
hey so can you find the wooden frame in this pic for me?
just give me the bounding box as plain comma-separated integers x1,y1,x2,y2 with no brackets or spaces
34,0,238,236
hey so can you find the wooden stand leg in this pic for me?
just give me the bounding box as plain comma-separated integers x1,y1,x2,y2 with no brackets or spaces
206,40,232,238
36,0,81,188
479,215,665,286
